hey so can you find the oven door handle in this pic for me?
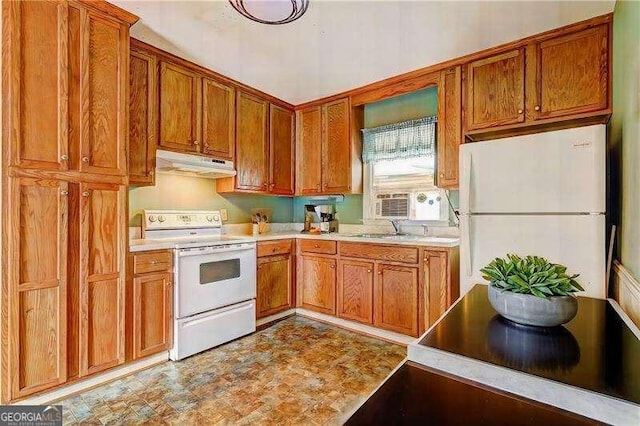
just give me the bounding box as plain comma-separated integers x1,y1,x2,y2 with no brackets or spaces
177,245,255,257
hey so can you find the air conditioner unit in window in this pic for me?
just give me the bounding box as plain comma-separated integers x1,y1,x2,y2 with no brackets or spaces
374,193,410,219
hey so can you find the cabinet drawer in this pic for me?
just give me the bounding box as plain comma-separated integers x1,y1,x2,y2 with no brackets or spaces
132,250,173,275
340,242,419,264
257,239,293,257
299,239,337,255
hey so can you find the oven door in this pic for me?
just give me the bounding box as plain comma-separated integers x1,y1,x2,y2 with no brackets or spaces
175,243,256,318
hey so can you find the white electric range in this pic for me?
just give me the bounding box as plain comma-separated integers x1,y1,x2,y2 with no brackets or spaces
142,210,256,361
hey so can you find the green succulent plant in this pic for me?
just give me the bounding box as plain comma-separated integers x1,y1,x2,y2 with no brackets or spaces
481,254,584,298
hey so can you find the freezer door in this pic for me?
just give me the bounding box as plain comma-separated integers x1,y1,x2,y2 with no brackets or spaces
459,125,605,214
459,214,606,299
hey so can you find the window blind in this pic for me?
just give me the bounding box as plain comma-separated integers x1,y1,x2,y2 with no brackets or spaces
362,115,437,163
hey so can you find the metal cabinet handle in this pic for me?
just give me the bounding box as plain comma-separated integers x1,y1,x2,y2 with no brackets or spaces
314,244,320,248
367,269,372,273
82,191,90,197
316,184,320,190
534,105,540,111
439,173,444,178
377,271,382,275
81,156,90,163
193,140,200,145
150,260,158,264
60,154,69,161
517,109,523,114
60,190,69,196
330,264,335,269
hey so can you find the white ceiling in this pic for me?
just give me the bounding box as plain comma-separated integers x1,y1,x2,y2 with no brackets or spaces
114,0,615,105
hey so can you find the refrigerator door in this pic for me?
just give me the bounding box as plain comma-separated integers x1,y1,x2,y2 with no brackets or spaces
460,214,606,299
459,125,605,214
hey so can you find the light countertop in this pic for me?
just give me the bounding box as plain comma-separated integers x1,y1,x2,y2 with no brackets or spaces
129,232,459,252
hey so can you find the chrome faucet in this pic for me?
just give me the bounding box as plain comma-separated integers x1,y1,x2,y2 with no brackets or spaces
389,219,402,235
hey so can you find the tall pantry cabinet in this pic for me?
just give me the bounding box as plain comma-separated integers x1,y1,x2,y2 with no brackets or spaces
1,0,137,402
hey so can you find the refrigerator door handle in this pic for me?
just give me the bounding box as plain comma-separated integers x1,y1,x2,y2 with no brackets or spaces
461,151,472,213
462,215,472,276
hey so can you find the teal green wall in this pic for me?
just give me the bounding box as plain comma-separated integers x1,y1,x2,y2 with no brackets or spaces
609,0,640,283
364,86,438,128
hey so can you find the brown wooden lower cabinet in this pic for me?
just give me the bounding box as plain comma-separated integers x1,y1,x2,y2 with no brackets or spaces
257,254,294,318
374,264,419,337
298,254,336,315
127,250,174,361
337,259,374,324
421,248,460,334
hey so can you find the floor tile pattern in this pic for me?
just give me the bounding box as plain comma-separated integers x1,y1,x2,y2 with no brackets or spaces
59,317,406,425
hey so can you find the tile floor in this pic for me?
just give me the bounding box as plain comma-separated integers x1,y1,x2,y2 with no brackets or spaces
59,317,406,425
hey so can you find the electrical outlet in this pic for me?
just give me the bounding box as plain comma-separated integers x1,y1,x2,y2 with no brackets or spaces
220,209,228,222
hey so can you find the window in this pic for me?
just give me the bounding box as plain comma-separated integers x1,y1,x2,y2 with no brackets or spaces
362,116,449,224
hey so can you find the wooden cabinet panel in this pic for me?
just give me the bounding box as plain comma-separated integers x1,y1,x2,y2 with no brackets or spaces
132,273,172,359
202,78,235,159
337,260,374,325
437,67,461,189
257,254,294,318
257,239,293,257
78,183,125,376
466,49,525,131
8,178,68,399
77,11,128,176
299,239,337,255
129,49,157,186
159,61,200,153
235,91,269,191
269,105,295,195
4,0,69,171
322,98,351,193
339,242,418,264
375,264,419,337
298,255,336,315
424,250,449,329
297,107,322,194
132,250,172,275
532,25,609,121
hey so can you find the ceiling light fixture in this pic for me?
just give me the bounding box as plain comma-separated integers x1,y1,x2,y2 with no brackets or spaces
229,0,309,25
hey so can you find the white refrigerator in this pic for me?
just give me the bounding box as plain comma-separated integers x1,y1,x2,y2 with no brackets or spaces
459,125,606,299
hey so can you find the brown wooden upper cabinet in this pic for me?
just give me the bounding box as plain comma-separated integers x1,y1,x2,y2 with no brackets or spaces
129,49,158,186
466,49,526,132
269,105,296,195
297,98,362,195
202,77,236,159
159,61,201,153
437,67,462,189
4,0,128,177
464,22,611,139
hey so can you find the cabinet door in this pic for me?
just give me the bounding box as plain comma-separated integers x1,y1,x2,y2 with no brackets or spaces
202,78,235,159
7,178,68,400
269,105,295,195
423,250,449,330
132,273,172,359
437,67,462,189
322,98,352,193
257,254,294,318
298,255,336,315
337,260,374,325
532,25,609,121
78,183,126,376
3,0,69,171
235,91,269,191
129,49,157,186
297,107,322,194
375,264,419,336
159,61,201,153
76,9,128,176
466,49,525,131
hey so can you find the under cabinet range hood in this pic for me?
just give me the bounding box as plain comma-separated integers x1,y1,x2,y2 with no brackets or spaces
155,149,236,179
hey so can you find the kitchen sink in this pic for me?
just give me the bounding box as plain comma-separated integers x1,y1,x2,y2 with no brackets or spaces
347,233,397,238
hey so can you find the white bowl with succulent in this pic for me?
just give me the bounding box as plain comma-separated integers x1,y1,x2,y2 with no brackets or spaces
481,254,584,327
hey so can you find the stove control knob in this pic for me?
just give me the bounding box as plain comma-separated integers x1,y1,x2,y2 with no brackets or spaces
158,215,166,223
206,215,214,222
212,213,220,222
148,215,157,223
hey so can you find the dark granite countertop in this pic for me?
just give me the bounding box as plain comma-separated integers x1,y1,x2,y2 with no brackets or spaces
418,285,640,405
346,362,598,425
